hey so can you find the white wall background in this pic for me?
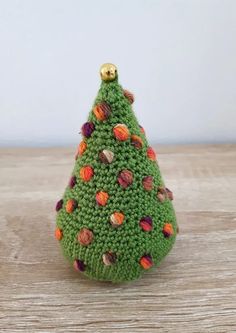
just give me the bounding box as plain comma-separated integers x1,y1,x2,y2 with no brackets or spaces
0,0,236,146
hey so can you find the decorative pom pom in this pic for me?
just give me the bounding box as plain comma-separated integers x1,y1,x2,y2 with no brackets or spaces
79,165,94,182
139,125,145,135
55,199,63,212
69,175,76,189
118,170,133,188
139,216,153,231
96,191,109,206
157,192,165,202
110,212,125,227
162,223,174,238
81,122,95,138
100,63,117,82
123,89,134,104
77,228,93,246
131,135,143,149
157,187,173,202
102,252,116,265
147,147,156,161
113,124,130,141
73,259,86,272
157,187,166,202
99,149,114,164
55,228,63,240
139,255,153,269
76,140,87,159
93,102,111,121
165,188,174,200
65,199,77,213
142,176,154,191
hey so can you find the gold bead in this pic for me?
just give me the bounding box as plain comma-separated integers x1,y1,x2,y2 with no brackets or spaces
100,63,117,82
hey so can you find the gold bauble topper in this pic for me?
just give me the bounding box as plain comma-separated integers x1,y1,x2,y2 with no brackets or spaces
100,63,117,82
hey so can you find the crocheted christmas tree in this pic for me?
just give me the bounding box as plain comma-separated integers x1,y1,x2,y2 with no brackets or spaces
55,64,177,283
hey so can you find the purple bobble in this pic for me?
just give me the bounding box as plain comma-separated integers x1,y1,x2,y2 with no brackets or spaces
55,199,63,212
74,259,86,272
69,176,76,189
81,122,95,138
139,216,153,231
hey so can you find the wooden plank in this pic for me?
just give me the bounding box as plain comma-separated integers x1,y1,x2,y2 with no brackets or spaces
0,145,235,332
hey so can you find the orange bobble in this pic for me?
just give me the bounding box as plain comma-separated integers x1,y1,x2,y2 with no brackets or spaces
113,124,130,141
123,89,134,104
55,228,63,241
75,141,87,160
131,135,143,149
65,199,77,213
139,255,153,269
79,140,87,155
96,191,109,206
147,147,157,161
162,223,174,238
77,228,93,246
110,212,125,227
80,165,94,182
93,102,111,121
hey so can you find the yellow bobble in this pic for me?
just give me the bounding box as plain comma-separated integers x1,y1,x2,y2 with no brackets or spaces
100,63,117,82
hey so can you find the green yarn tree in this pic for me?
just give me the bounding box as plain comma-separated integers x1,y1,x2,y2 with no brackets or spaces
55,63,177,282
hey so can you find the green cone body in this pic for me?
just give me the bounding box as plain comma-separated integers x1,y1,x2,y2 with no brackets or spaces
55,68,177,282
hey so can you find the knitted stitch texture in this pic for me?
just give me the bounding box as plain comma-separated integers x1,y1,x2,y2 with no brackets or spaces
55,68,177,283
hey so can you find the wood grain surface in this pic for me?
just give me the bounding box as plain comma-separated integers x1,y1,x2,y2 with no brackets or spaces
0,144,235,333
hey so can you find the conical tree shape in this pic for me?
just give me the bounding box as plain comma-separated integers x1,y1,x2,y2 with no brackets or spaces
55,64,177,282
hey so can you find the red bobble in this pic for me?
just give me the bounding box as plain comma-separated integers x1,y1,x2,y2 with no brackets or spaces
80,165,94,182
140,255,153,269
123,89,134,104
118,170,133,188
142,176,154,191
139,216,153,231
81,122,95,138
162,223,174,238
93,102,111,121
147,147,156,161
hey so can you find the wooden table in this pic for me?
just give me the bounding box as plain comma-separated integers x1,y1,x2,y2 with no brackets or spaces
0,145,235,333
